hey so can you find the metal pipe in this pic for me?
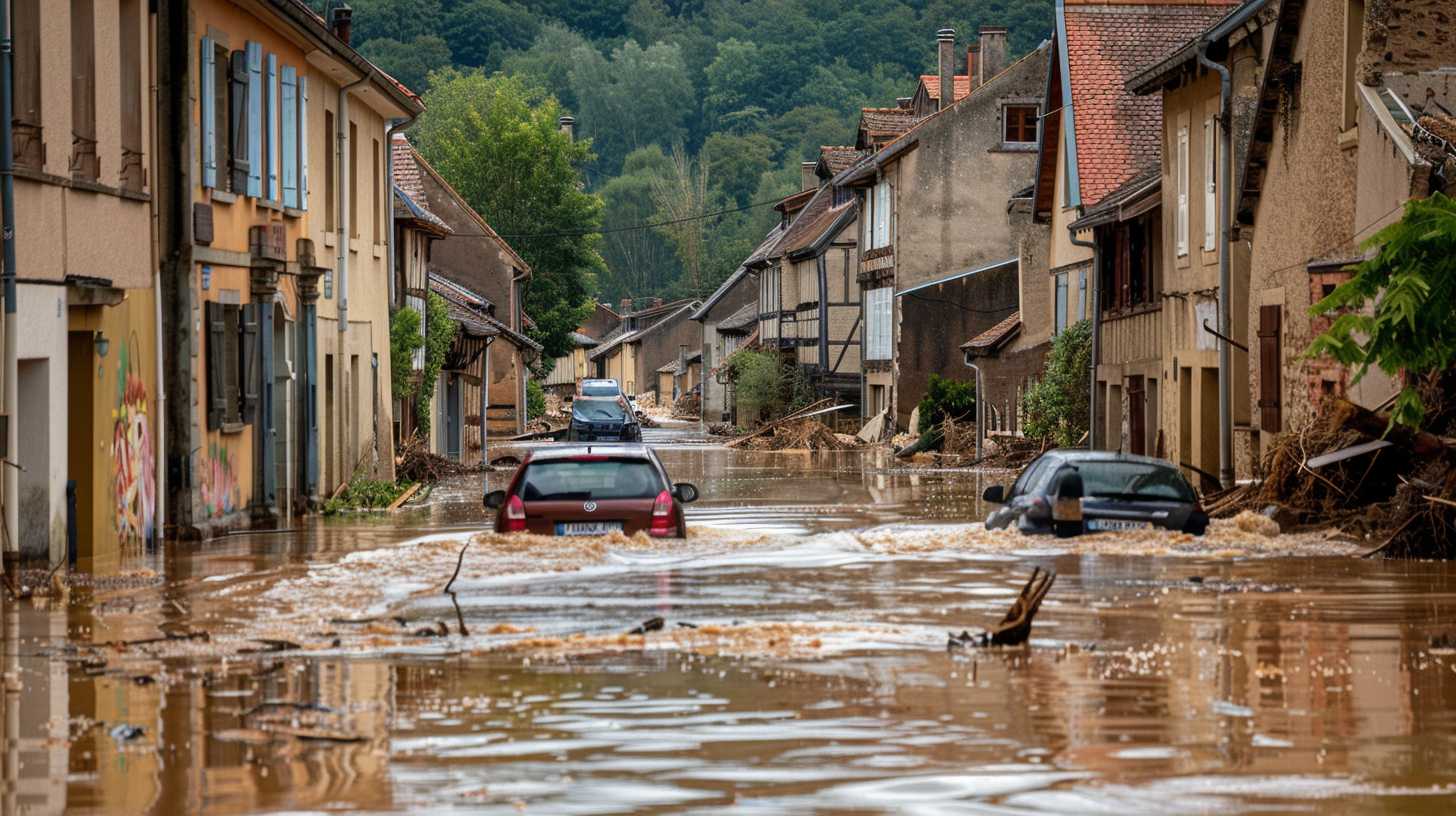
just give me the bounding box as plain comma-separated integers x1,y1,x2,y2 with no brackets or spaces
385,119,407,310
148,3,165,543
962,359,983,464
336,74,367,332
1068,230,1098,450
1,0,19,558
1198,41,1235,488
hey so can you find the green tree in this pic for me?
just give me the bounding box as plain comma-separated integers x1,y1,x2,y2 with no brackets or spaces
1307,192,1456,429
599,146,682,301
651,146,711,297
703,132,776,207
416,293,458,438
412,70,601,361
1022,320,1092,447
916,375,977,436
357,35,451,95
500,24,594,112
389,307,424,402
441,0,540,70
568,40,693,175
703,39,768,129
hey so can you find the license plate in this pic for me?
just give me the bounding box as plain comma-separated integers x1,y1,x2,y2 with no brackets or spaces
1087,518,1152,532
556,521,623,536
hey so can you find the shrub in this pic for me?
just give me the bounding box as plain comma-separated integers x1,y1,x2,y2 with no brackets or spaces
916,374,977,436
323,479,414,515
526,379,546,420
1022,319,1092,447
389,307,424,401
415,292,458,438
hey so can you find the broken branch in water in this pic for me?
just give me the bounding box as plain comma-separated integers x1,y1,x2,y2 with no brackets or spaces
444,541,470,594
949,567,1057,649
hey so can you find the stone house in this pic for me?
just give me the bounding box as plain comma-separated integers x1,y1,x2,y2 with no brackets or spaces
6,0,162,564
691,262,760,423
627,301,703,404
543,302,618,396
409,136,540,437
840,27,1051,432
389,134,451,444
588,299,698,399
1228,0,1450,475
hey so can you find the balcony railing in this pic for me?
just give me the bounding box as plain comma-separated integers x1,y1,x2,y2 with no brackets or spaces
1098,304,1162,366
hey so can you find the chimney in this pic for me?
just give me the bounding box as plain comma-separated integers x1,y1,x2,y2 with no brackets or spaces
800,161,818,192
329,3,353,46
967,44,981,91
979,27,1008,83
558,115,575,141
652,297,663,308
620,297,633,313
937,28,956,111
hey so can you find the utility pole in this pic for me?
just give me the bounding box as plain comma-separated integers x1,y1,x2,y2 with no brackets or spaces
1,0,20,558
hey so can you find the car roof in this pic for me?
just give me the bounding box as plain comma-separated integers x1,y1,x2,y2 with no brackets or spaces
581,378,618,386
526,444,655,462
1037,449,1178,468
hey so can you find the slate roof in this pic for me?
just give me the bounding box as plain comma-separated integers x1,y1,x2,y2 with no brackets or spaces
818,145,863,176
1063,1,1237,207
920,74,972,103
961,311,1022,353
428,274,542,351
717,302,758,333
1068,168,1161,231
858,107,918,136
569,331,599,348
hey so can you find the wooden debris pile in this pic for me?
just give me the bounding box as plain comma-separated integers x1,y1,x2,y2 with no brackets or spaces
395,434,468,484
738,419,858,451
673,393,701,420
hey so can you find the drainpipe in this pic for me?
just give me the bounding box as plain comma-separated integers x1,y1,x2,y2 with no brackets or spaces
1,0,20,559
385,119,408,310
336,75,368,332
148,4,165,541
961,359,984,464
1069,228,1098,450
1198,41,1234,488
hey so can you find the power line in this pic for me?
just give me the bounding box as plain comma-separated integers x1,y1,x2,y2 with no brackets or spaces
492,195,789,240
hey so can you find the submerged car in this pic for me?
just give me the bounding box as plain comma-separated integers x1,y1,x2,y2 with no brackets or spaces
484,445,698,537
567,396,642,442
982,450,1208,537
578,378,623,399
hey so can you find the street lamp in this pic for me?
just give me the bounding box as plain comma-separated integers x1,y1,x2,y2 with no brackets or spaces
961,354,984,465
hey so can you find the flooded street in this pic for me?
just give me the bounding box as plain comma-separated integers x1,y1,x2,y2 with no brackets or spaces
7,424,1456,813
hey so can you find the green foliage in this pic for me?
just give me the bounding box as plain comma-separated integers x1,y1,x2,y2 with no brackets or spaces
703,132,777,207
389,307,424,402
358,35,452,97
723,349,814,424
412,70,599,361
526,379,547,421
916,375,977,436
442,0,540,70
1307,192,1456,429
598,146,682,301
323,479,415,516
568,40,694,176
414,293,458,438
500,24,593,112
1022,320,1093,447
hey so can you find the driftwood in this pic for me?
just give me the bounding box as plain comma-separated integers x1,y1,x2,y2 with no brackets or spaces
724,399,833,448
949,568,1056,648
1334,399,1454,458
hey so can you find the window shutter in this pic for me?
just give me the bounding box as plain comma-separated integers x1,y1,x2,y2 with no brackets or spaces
206,301,225,429
200,37,216,189
298,76,310,211
240,304,260,424
1204,117,1216,251
1257,305,1282,432
228,51,249,193
281,66,298,208
1176,126,1189,256
267,54,279,200
246,43,262,197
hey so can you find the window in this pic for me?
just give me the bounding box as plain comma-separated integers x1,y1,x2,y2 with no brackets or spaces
119,0,144,190
205,300,259,430
324,110,335,230
1003,104,1039,145
1175,124,1189,257
266,54,279,199
228,50,249,193
71,0,98,181
1076,269,1086,322
349,121,359,239
1203,116,1217,251
1098,212,1157,312
281,66,299,208
872,180,892,248
865,286,893,360
1054,272,1069,334
13,0,41,169
373,138,382,243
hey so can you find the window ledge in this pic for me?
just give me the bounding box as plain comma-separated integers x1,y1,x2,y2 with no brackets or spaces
323,232,336,248
220,422,246,435
991,143,1039,153
284,207,305,219
211,190,238,205
258,198,282,212
1337,126,1359,151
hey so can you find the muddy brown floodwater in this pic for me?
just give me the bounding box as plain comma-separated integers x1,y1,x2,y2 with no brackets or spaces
5,423,1456,814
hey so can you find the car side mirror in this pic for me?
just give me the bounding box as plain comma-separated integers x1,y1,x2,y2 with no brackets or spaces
1056,471,1084,501
673,483,699,503
982,484,1005,504
484,490,507,509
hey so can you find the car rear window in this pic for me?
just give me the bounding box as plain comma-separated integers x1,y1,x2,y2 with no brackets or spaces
1075,461,1195,502
573,400,628,422
518,459,664,501
581,382,619,397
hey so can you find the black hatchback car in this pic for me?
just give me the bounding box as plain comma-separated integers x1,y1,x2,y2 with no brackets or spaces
566,396,642,443
983,450,1208,537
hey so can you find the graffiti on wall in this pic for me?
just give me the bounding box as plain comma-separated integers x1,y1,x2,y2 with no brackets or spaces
111,337,156,544
199,443,241,519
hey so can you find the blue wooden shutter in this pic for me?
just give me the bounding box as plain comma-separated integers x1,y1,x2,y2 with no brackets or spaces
298,76,310,211
246,42,262,197
267,53,279,200
281,66,298,208
200,37,216,189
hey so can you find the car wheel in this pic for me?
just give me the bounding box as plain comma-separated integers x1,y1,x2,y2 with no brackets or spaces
1184,514,1209,536
1053,520,1082,538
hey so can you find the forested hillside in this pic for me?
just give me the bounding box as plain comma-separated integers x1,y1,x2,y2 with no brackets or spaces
312,0,1052,317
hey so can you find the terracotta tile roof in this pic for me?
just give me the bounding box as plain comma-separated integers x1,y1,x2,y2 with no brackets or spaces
859,106,917,135
781,200,853,258
818,146,863,175
920,74,971,103
960,311,1022,352
1065,2,1237,206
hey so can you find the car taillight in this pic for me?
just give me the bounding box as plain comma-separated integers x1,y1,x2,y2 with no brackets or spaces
503,494,527,532
649,490,674,537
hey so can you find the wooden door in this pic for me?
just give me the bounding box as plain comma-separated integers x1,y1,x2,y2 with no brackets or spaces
1127,375,1145,455
1257,305,1282,433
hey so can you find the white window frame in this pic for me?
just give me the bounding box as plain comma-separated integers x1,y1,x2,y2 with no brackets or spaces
1203,116,1217,251
865,286,893,360
872,180,891,249
1176,124,1190,257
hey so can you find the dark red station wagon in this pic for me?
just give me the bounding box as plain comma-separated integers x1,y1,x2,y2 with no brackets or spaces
484,445,699,538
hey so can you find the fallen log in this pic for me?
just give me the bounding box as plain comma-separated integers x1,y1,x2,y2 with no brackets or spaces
1334,399,1454,458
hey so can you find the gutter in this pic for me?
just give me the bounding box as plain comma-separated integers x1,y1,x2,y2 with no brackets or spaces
1,0,18,557
1068,227,1098,450
336,74,369,331
385,119,409,310
1198,41,1235,489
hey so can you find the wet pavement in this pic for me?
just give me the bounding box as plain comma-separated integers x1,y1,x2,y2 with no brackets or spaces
6,421,1456,814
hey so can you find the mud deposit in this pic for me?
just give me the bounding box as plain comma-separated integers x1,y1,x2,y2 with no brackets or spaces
10,432,1456,814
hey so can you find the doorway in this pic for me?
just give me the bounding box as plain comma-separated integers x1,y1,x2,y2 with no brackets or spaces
324,353,335,489
1127,375,1145,455
445,374,462,461
25,356,54,560
273,308,293,518
1200,367,1219,483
